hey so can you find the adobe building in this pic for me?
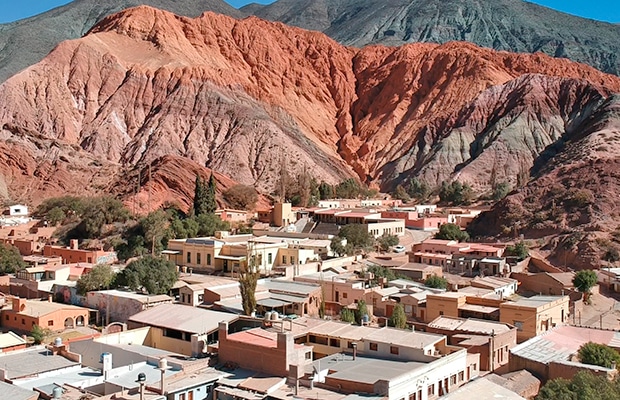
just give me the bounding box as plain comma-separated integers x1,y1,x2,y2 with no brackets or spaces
85,289,173,324
426,316,517,372
43,240,117,264
510,325,620,382
499,295,570,343
2,297,91,332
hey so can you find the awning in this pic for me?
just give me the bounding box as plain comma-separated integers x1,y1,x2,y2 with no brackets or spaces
215,255,246,261
161,250,181,255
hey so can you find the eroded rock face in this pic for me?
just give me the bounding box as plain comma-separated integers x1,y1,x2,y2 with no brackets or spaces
1,6,619,212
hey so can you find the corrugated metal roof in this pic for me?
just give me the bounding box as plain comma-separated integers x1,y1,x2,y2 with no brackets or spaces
128,303,237,334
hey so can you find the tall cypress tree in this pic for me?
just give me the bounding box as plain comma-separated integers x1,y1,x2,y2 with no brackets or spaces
206,172,217,214
193,174,208,216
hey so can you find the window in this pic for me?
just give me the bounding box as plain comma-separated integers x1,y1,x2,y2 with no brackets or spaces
450,375,457,385
282,255,287,264
370,342,378,351
305,352,312,360
458,371,464,382
4,315,7,321
197,253,201,264
342,292,348,299
48,320,54,326
514,321,524,331
428,384,435,396
291,256,295,264
268,253,273,264
187,252,191,263
330,338,340,347
207,253,211,265
439,311,444,316
390,346,399,355
198,294,204,302
409,394,416,400
21,318,25,325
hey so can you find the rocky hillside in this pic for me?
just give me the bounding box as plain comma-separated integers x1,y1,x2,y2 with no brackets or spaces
246,0,620,76
0,6,619,214
0,0,242,82
469,95,620,269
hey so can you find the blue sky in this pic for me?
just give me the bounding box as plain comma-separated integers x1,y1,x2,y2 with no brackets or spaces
0,1,618,24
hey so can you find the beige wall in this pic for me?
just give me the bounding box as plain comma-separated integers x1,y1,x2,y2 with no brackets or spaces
366,220,406,238
425,294,466,322
500,297,569,343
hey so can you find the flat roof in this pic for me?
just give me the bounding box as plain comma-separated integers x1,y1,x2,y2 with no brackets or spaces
263,279,320,296
429,316,511,335
0,331,27,348
0,348,79,379
0,381,37,400
504,295,568,308
90,290,173,303
313,354,425,384
511,325,620,364
9,299,89,318
458,304,499,314
105,362,180,389
128,303,238,334
442,377,526,400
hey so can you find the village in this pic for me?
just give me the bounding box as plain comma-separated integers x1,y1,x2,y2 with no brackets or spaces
0,198,618,400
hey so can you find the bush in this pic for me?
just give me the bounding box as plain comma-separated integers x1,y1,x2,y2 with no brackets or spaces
388,303,407,329
0,243,26,275
118,256,178,294
439,181,474,205
435,223,469,241
492,182,511,201
223,184,258,210
341,308,355,323
505,241,529,260
377,234,399,252
425,274,448,289
578,342,620,369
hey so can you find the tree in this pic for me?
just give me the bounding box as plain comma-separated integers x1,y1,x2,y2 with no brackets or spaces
537,371,620,400
406,178,431,203
367,264,399,284
425,274,448,289
340,308,355,323
435,223,469,241
140,210,170,255
76,264,115,295
223,185,258,210
439,181,474,206
318,181,334,200
338,224,375,255
578,342,620,369
356,300,369,325
239,248,259,316
492,182,511,201
392,185,410,202
377,234,399,252
206,173,218,214
0,243,25,275
119,256,178,294
195,213,230,237
31,324,50,345
389,303,407,329
573,270,598,301
330,236,350,257
335,178,363,199
505,241,529,261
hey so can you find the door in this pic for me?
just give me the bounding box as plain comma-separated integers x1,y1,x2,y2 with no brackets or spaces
386,304,395,318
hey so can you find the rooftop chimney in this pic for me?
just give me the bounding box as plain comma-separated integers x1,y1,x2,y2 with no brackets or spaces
101,352,112,379
158,358,168,395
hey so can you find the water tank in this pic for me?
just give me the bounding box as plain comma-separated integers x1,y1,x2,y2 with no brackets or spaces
264,311,273,321
158,358,168,370
52,386,63,399
270,311,279,321
362,314,369,324
54,337,62,347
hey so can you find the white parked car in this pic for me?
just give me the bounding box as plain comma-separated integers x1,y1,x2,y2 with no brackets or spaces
393,245,406,253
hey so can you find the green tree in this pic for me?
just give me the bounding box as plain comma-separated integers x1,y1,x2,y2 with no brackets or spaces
31,324,50,345
573,270,598,301
0,243,25,275
338,224,375,255
435,223,469,241
367,264,399,284
492,182,511,201
340,308,355,323
140,210,170,255
537,371,620,400
119,256,178,294
223,184,258,210
318,181,334,200
330,236,350,257
46,206,66,225
425,274,448,289
72,196,130,238
392,185,410,202
335,178,363,199
439,181,474,205
195,213,230,237
578,342,620,369
406,178,431,203
356,300,369,325
505,241,529,260
193,175,209,216
388,303,407,329
206,173,218,214
377,234,399,252
76,264,116,295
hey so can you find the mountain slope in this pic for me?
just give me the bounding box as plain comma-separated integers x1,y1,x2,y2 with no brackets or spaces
246,0,620,76
0,0,242,82
0,6,619,213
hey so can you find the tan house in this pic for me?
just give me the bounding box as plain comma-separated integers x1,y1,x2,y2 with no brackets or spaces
500,295,570,343
426,316,517,372
43,240,117,264
2,297,90,332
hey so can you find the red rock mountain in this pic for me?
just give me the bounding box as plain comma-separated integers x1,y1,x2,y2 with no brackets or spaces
0,6,619,211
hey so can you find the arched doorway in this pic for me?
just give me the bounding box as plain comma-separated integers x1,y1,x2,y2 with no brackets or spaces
64,317,74,329
76,316,85,326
